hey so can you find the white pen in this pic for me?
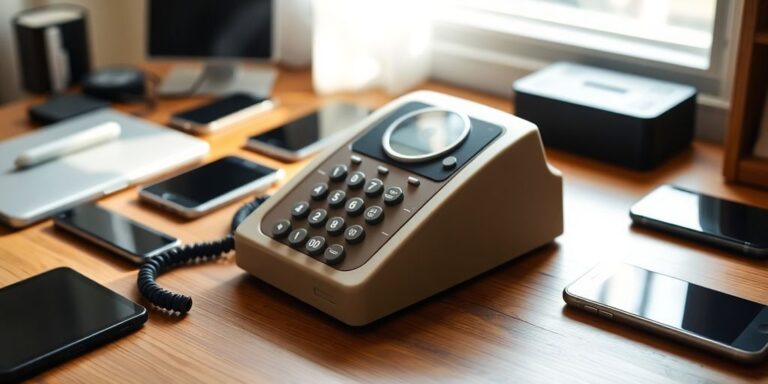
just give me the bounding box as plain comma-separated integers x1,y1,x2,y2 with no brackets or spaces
14,121,122,169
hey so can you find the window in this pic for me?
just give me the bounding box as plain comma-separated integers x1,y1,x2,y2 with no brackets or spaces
431,0,740,140
453,0,718,69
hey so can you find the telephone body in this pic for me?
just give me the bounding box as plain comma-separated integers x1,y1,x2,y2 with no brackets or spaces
236,91,563,325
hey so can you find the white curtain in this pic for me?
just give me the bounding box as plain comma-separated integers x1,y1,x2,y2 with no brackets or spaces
312,0,433,95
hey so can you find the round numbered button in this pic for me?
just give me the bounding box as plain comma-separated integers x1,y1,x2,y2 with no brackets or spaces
305,236,327,256
346,171,366,189
310,182,329,200
326,217,345,236
327,190,346,208
364,206,384,224
288,228,309,246
271,219,292,238
383,187,404,206
364,178,384,197
323,244,345,265
307,208,328,227
291,201,311,218
329,164,348,182
345,197,365,216
344,225,365,244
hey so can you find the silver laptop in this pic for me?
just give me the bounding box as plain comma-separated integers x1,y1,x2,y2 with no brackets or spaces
0,109,209,228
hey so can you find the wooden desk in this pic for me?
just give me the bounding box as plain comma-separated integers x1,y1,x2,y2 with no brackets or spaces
2,68,768,383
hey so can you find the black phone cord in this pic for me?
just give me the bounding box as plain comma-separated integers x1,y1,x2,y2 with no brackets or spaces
137,195,269,314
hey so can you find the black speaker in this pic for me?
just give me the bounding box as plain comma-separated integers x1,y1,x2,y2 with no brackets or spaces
13,4,91,94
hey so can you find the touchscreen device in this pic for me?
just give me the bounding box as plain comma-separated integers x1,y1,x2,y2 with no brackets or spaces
54,203,179,263
246,103,369,161
139,156,283,218
0,267,147,382
169,93,274,134
564,262,768,363
630,185,768,258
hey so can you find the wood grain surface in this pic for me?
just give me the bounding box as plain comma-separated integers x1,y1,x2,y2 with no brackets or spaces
1,65,768,383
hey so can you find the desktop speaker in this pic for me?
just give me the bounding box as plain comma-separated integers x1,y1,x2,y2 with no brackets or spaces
13,5,91,94
514,62,697,170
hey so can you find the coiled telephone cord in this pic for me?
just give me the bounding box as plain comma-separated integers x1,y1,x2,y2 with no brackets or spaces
137,195,269,314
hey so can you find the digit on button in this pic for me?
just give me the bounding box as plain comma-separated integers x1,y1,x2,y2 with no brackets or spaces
364,178,384,197
345,197,365,216
326,216,345,236
310,182,329,200
329,164,348,182
305,236,327,255
327,190,346,208
288,228,309,246
346,171,366,189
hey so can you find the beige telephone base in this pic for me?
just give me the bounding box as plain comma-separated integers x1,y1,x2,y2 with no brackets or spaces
236,91,563,326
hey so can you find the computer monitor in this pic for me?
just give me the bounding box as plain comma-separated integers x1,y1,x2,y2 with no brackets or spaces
147,0,276,96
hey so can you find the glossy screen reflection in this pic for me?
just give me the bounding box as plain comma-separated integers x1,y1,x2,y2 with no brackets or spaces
388,110,467,157
60,204,176,256
143,157,274,207
572,264,768,348
0,268,144,371
631,185,768,247
251,104,369,151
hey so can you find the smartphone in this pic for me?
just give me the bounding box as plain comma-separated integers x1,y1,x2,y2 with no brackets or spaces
563,262,768,363
169,93,275,134
630,185,768,258
0,267,147,382
139,156,283,218
54,203,179,263
246,103,370,161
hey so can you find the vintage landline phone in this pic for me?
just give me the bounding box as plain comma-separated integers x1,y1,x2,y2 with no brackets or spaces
140,91,563,326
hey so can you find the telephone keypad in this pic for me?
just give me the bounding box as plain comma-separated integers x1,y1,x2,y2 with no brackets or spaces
307,209,328,227
324,244,345,265
382,187,404,206
266,150,443,270
326,217,345,236
291,201,311,219
305,236,327,255
327,190,346,208
364,178,384,197
345,197,365,216
272,220,291,238
344,225,365,244
288,228,309,246
310,182,329,200
347,171,366,189
329,164,348,181
363,206,384,224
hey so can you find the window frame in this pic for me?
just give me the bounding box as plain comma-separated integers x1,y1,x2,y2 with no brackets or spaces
430,0,742,141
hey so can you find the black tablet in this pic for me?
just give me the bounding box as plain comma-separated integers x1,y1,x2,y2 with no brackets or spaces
0,267,147,382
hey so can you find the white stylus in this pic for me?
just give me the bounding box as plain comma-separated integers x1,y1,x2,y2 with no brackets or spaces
15,121,122,169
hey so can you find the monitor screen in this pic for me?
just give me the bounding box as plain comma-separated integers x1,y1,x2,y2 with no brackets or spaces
147,0,272,59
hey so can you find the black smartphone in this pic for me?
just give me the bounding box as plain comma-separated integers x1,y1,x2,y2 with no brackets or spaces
564,262,768,363
246,103,370,161
139,156,283,219
630,185,768,258
54,203,180,264
0,267,147,382
169,93,275,134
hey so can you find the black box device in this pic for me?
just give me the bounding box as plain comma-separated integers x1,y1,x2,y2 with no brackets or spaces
513,62,696,170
